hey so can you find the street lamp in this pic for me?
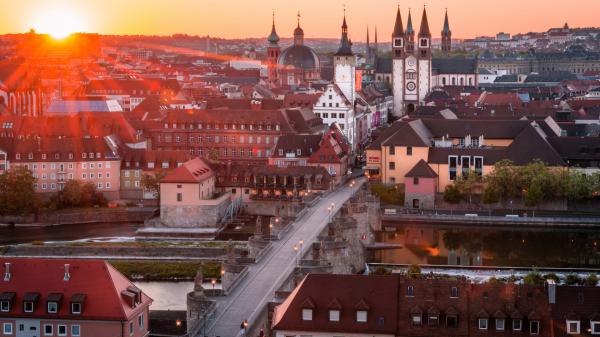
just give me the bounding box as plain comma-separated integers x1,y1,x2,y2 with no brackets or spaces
241,319,249,337
293,244,299,265
211,278,216,289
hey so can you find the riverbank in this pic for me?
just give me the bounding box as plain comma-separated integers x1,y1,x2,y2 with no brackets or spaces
0,207,154,227
111,260,222,281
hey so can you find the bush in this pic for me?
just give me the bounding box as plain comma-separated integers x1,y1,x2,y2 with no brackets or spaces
543,273,560,284
369,182,405,205
488,276,502,285
524,270,544,286
565,274,581,285
443,184,462,204
407,264,422,279
372,267,391,275
585,274,598,286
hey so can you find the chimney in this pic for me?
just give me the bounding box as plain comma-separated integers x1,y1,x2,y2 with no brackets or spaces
547,279,556,304
64,264,71,281
3,262,11,281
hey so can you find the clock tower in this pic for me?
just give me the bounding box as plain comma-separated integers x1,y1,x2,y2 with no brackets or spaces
333,11,356,104
391,7,432,115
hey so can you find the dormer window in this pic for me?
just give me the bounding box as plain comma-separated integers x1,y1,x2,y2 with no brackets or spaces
356,310,367,323
47,293,63,314
302,308,313,321
591,321,600,334
23,292,39,313
407,285,414,297
329,310,340,322
55,153,60,159
68,153,73,159
567,320,580,334
296,149,301,156
513,319,522,331
478,318,488,330
0,292,15,312
451,287,459,298
82,153,87,159
496,318,506,331
42,153,47,160
530,320,540,335
71,294,86,315
15,153,20,160
28,152,33,160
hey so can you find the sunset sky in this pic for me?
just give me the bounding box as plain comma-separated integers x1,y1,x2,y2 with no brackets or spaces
1,0,598,40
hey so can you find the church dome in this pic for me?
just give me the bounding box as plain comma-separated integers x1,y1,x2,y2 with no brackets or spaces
278,44,320,70
294,26,304,36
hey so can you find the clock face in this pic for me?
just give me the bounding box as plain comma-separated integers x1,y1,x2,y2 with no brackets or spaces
406,81,416,91
407,59,416,67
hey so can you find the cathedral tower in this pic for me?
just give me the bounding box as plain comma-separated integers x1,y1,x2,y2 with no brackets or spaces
417,6,432,103
391,6,405,116
333,11,356,104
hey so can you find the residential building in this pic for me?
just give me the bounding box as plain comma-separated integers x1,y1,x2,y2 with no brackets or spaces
83,79,181,111
0,258,152,337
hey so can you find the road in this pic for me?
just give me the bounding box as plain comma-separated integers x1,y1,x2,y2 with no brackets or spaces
204,178,365,337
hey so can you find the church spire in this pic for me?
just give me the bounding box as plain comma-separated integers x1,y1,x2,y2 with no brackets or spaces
366,26,370,47
418,6,431,37
293,11,304,46
442,9,451,36
267,10,280,45
335,8,353,56
406,8,414,35
392,6,404,37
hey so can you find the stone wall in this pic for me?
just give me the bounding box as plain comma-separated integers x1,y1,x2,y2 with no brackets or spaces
405,192,435,209
160,193,231,228
2,245,226,259
0,209,153,226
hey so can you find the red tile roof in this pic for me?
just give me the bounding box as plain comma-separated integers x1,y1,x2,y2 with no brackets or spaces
161,157,213,183
0,258,152,321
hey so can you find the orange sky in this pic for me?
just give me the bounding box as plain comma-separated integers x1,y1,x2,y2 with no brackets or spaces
0,0,598,40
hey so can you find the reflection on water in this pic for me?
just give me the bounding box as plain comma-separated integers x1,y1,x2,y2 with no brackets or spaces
374,225,600,268
0,223,142,244
135,281,193,311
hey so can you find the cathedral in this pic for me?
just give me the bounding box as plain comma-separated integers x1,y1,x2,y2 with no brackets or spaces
391,6,433,116
266,13,321,88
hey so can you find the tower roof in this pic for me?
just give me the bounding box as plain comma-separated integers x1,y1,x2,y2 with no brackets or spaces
268,12,280,45
406,9,414,35
418,7,431,37
442,9,451,36
366,26,370,46
335,11,353,56
392,7,404,37
294,11,304,37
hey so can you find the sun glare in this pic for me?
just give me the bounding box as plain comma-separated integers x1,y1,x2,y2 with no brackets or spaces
32,9,86,39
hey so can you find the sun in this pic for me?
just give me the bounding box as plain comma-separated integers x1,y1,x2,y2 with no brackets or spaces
32,8,87,39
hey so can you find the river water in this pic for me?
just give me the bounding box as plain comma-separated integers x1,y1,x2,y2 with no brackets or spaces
373,223,600,268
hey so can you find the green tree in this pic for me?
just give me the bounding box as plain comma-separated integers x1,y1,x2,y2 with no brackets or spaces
454,170,482,205
525,181,545,207
565,171,594,201
406,264,422,279
585,274,598,286
482,184,500,204
142,170,168,205
0,166,40,215
523,269,544,286
443,184,462,204
485,160,521,204
565,274,581,285
60,180,83,207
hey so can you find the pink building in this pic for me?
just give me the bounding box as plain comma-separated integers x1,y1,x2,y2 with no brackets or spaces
0,258,152,337
0,137,122,200
404,159,438,209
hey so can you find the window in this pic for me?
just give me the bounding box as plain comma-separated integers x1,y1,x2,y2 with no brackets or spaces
412,314,422,326
329,310,340,322
389,162,396,170
139,313,144,328
0,301,9,312
71,302,81,314
44,324,53,336
513,319,522,331
447,315,458,328
57,325,67,336
129,322,134,336
3,323,12,335
389,146,395,155
356,310,367,322
429,315,439,326
451,287,459,298
474,156,484,176
530,320,540,335
591,321,600,334
461,156,471,176
302,308,313,321
413,177,419,185
407,146,413,156
177,193,183,202
407,285,414,297
48,302,58,313
496,319,505,331
567,320,580,334
24,301,34,312
449,156,458,180
478,318,488,330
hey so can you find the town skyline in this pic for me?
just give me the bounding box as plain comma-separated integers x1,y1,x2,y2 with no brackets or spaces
1,0,599,40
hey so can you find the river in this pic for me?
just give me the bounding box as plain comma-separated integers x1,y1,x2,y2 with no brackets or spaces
0,223,142,245
373,223,600,268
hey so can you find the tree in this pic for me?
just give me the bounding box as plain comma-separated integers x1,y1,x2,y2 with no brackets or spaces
454,170,482,205
443,184,462,204
0,166,40,215
142,170,168,205
59,180,83,207
565,171,594,201
585,274,598,286
525,181,545,207
523,269,544,286
482,184,500,204
406,264,422,279
485,160,521,204
53,181,107,209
